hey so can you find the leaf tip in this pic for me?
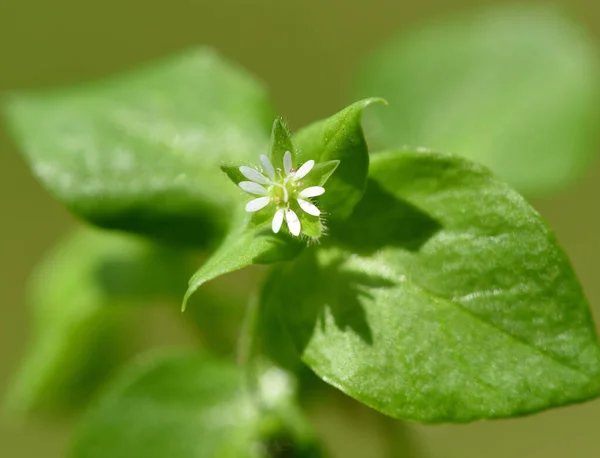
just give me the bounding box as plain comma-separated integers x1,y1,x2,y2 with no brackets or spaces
271,116,293,138
271,116,291,134
181,287,196,312
360,97,388,108
343,97,387,120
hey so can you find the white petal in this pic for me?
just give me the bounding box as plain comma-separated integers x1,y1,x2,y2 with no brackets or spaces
260,154,276,179
285,208,301,236
283,151,293,175
239,166,270,184
239,181,267,195
293,160,314,181
297,198,321,216
272,209,285,233
245,197,271,212
298,186,325,198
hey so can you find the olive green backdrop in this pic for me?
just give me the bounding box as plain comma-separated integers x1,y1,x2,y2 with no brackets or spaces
1,0,600,457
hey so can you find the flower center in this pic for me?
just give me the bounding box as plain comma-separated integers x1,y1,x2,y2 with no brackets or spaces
269,177,301,206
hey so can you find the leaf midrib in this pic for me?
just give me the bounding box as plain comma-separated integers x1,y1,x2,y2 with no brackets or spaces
406,276,596,382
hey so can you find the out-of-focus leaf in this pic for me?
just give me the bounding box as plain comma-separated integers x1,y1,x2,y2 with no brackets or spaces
71,351,325,458
266,149,600,422
4,228,190,415
4,48,275,247
353,6,600,196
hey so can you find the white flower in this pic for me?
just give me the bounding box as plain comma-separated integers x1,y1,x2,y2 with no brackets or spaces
238,151,325,236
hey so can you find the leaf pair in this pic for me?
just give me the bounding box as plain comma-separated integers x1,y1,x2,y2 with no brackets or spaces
353,5,600,196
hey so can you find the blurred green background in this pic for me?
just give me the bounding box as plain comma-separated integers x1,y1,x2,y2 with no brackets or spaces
2,0,600,456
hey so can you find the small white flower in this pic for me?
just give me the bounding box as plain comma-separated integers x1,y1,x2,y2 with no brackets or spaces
238,151,326,236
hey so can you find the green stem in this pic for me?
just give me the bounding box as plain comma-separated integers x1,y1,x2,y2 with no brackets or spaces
380,416,422,458
236,290,260,368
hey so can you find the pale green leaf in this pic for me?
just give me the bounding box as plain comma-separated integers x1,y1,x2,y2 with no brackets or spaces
4,228,189,415
70,351,324,458
353,6,600,195
4,48,275,247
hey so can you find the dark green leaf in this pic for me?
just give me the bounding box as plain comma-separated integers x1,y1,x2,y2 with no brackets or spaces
353,5,600,196
294,98,385,219
4,228,190,415
267,149,600,422
71,351,324,458
4,48,275,247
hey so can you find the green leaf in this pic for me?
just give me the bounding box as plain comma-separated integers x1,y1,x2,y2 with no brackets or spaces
352,5,600,196
267,149,600,422
183,208,303,310
71,351,324,458
4,47,275,247
293,98,385,219
4,228,190,415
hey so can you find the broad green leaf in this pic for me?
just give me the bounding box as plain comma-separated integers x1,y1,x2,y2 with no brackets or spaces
267,149,600,422
352,6,600,196
71,351,324,458
4,47,275,247
4,228,190,415
294,98,384,219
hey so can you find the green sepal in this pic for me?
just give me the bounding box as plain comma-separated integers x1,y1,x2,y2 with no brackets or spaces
269,117,296,170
